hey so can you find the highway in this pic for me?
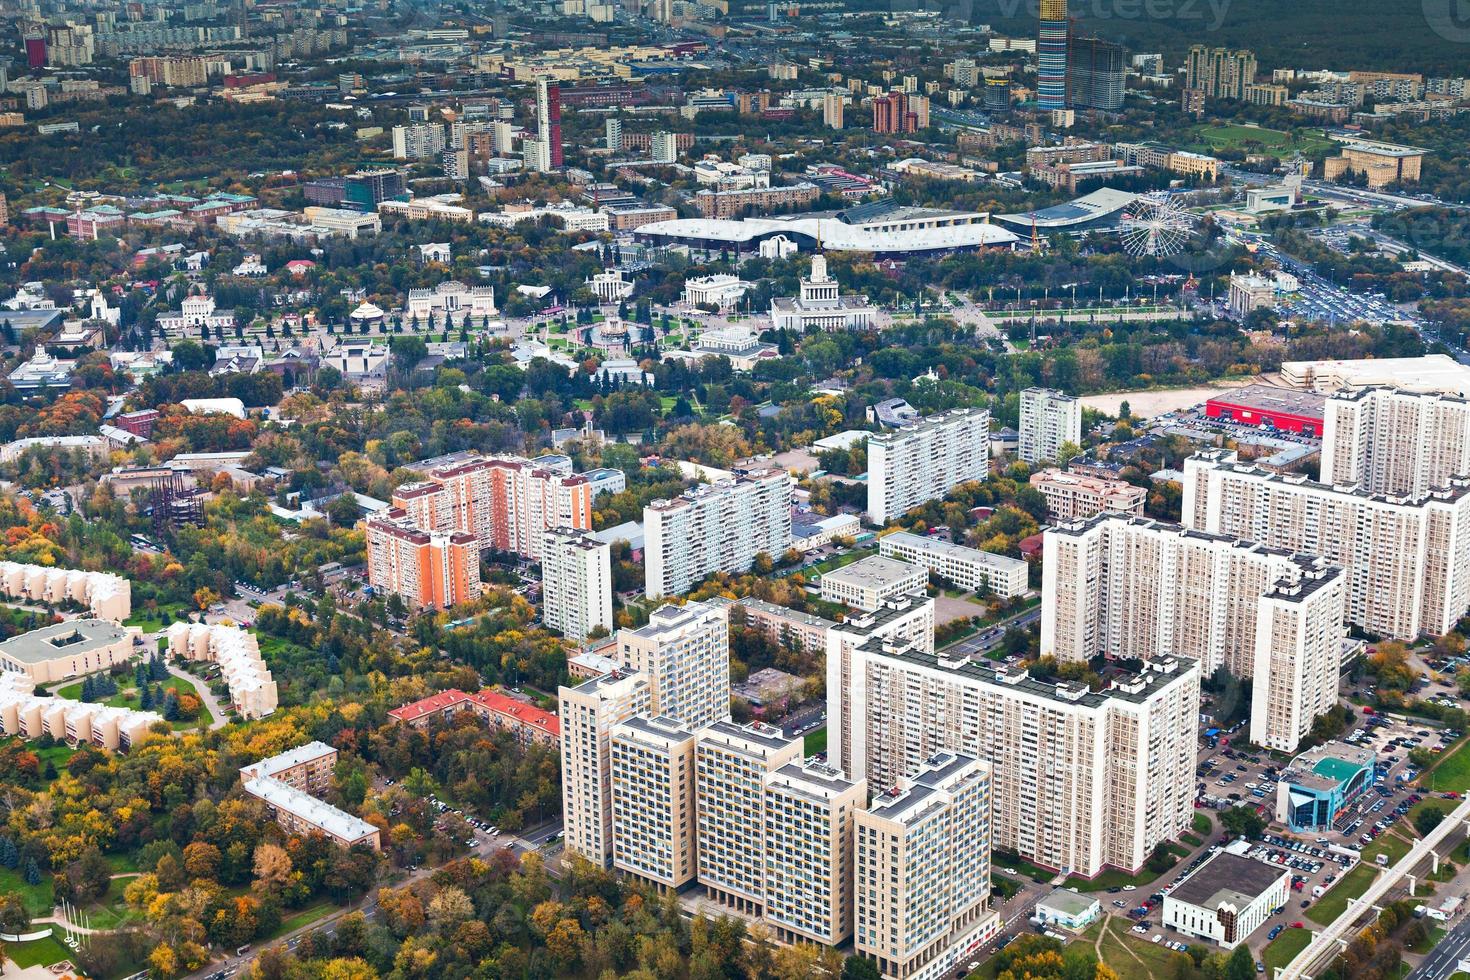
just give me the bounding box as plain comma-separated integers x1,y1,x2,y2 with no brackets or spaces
1280,795,1470,980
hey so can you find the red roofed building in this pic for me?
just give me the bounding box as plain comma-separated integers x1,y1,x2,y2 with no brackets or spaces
388,688,560,745
471,688,560,745
386,688,478,727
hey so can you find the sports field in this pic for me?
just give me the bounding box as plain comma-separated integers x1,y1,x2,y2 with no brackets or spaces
1187,124,1333,156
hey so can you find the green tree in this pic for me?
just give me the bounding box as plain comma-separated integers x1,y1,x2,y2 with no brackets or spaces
1226,943,1256,980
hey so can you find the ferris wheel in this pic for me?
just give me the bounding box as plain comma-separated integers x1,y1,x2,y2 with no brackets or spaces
1118,193,1195,258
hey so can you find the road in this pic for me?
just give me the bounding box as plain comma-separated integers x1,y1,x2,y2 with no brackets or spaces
780,704,825,739
164,659,229,731
940,607,1042,659
1411,913,1470,980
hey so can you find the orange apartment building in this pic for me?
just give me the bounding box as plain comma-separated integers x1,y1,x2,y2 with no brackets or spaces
365,511,480,610
392,455,593,559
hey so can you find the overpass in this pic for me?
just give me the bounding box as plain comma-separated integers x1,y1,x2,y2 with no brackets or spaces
1278,795,1470,980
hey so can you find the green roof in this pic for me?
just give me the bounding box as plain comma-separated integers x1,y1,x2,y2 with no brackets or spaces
1312,757,1366,784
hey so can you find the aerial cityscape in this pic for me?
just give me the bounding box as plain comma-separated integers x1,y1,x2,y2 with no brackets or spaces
0,0,1468,979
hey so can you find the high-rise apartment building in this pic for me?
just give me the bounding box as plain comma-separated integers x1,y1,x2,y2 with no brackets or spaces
1041,515,1346,753
604,117,623,152
832,632,1199,878
1184,449,1470,639
364,511,480,610
651,130,680,163
696,720,804,916
824,91,845,129
1036,0,1069,110
867,408,990,525
826,595,937,779
1185,46,1258,100
392,455,593,560
643,469,793,598
855,753,999,980
615,600,730,731
871,91,918,134
535,79,564,169
1321,387,1470,498
392,123,447,161
1068,36,1125,111
611,714,699,890
761,758,867,945
1019,387,1082,464
560,669,653,867
541,528,613,641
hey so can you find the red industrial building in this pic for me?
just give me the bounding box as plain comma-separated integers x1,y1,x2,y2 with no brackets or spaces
1204,384,1327,436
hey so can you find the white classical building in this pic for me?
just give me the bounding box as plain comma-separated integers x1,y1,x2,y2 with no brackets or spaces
157,291,235,333
586,269,634,304
683,274,753,312
405,282,498,324
770,254,877,331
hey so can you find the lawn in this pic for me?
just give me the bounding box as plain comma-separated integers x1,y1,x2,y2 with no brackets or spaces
123,602,188,634
805,547,878,577
1192,812,1213,834
1307,862,1377,925
803,726,827,755
4,934,73,969
1420,736,1470,793
264,902,337,939
992,850,1056,884
31,742,76,785
1362,831,1413,866
1186,123,1333,155
1409,924,1446,955
56,673,212,730
1263,926,1314,972
1066,844,1188,892
0,863,54,916
1085,916,1192,978
76,896,142,931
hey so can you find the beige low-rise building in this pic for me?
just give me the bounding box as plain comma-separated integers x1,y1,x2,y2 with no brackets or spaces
1029,468,1147,520
240,741,380,849
0,673,161,750
0,618,133,684
820,555,929,611
166,621,278,719
878,532,1028,598
0,561,130,621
